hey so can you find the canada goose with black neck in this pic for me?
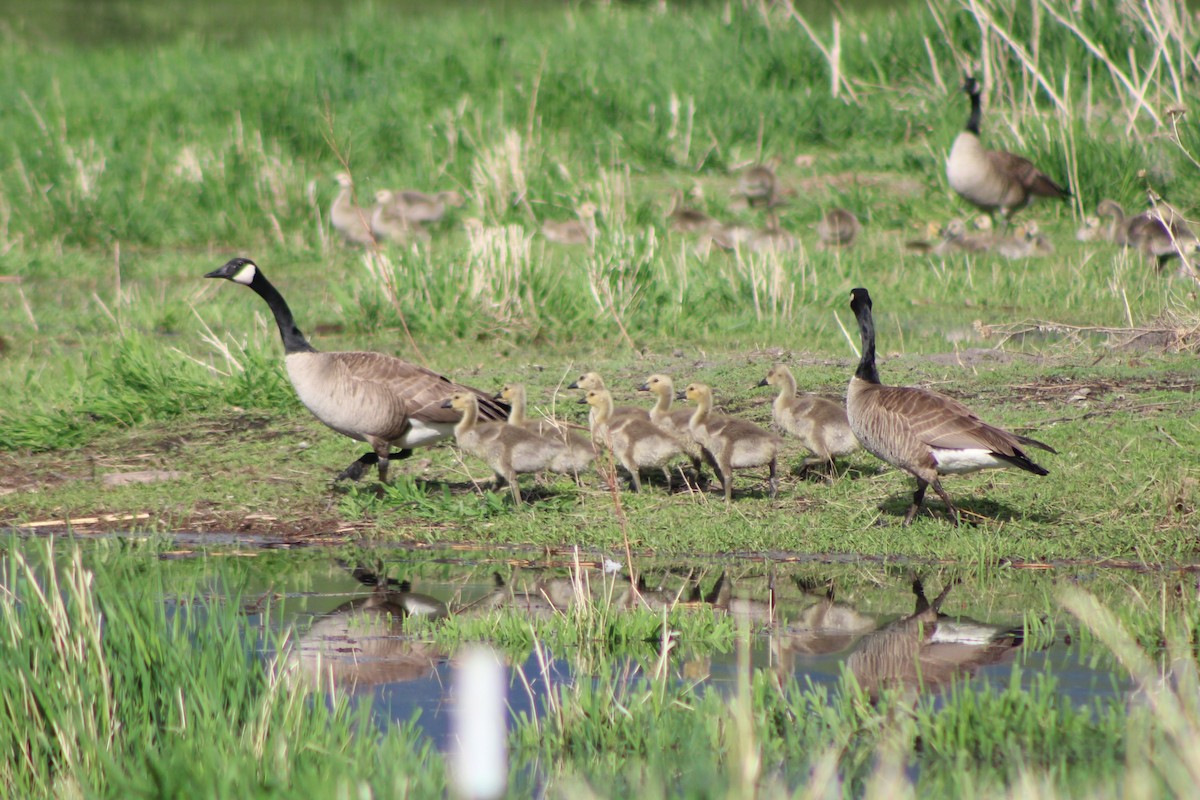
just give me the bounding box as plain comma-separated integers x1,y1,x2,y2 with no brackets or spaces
205,257,507,483
946,75,1069,227
845,287,1055,525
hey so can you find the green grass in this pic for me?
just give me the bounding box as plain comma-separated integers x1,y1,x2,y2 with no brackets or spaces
2,0,1199,558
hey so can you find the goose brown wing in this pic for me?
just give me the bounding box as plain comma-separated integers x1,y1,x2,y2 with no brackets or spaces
985,150,1069,198
335,352,507,425
867,385,1028,458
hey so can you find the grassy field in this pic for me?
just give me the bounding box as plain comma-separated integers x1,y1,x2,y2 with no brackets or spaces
1,2,1199,793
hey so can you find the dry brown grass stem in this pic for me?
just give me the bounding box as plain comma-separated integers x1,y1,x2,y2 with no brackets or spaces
779,0,860,104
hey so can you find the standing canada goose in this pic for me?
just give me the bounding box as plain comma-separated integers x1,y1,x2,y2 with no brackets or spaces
330,172,376,245
370,190,429,243
637,373,713,481
756,364,857,479
377,189,465,225
846,287,1056,525
494,383,595,477
946,75,1069,227
568,372,649,422
581,389,686,492
443,392,574,504
205,257,508,483
816,208,862,248
1096,198,1198,269
541,202,598,246
679,383,780,502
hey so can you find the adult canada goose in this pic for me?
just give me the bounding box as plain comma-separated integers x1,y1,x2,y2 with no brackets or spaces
377,189,465,225
541,202,598,246
568,372,649,422
370,190,429,243
756,364,857,478
330,172,376,245
638,373,713,481
846,287,1056,525
581,389,686,492
205,257,508,483
679,383,780,502
946,75,1069,226
816,208,862,248
1096,198,1198,269
443,392,575,504
494,383,595,478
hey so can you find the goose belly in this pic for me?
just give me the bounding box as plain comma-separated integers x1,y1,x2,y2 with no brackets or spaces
729,438,776,468
930,447,1011,474
395,420,456,448
946,135,1012,210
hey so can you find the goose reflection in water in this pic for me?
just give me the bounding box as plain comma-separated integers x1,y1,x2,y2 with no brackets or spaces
844,578,1024,700
288,566,449,692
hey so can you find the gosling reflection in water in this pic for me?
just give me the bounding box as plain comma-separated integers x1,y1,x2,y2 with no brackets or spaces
289,567,449,692
844,578,1024,699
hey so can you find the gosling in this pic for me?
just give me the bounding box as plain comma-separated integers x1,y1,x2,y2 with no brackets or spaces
443,392,575,504
757,364,858,479
637,373,713,482
679,382,780,502
495,383,595,479
581,389,686,492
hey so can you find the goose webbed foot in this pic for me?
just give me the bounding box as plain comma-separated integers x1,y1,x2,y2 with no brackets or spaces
334,449,414,483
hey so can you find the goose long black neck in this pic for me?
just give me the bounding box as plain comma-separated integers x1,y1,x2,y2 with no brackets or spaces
964,81,982,136
249,271,316,354
850,288,880,384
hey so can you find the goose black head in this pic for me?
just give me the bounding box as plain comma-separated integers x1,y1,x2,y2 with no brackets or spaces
849,287,872,315
206,257,258,285
961,74,980,96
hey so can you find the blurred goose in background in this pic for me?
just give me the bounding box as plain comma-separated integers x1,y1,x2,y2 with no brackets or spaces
371,190,430,243
946,75,1069,227
205,257,508,484
1097,198,1198,269
816,208,862,248
541,202,597,245
846,287,1055,525
1075,214,1105,241
444,392,574,504
757,364,858,479
667,190,718,235
582,388,686,492
680,382,780,502
330,172,375,245
377,189,465,225
736,161,780,208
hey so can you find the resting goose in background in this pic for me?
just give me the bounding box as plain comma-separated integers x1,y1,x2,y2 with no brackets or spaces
330,172,376,245
1096,198,1198,269
679,382,780,502
736,162,780,208
667,191,718,235
205,257,508,483
816,208,862,248
378,189,465,225
370,190,430,243
846,287,1056,525
946,75,1069,227
756,364,858,479
541,203,598,246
